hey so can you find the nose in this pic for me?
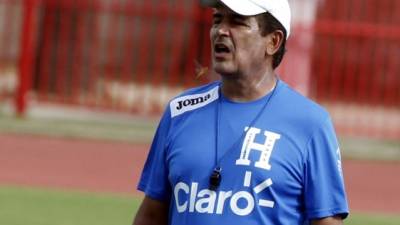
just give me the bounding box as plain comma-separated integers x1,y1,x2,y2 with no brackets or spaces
216,22,230,37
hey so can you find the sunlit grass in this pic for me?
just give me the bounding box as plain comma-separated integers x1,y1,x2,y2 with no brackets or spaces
0,185,399,225
0,185,140,225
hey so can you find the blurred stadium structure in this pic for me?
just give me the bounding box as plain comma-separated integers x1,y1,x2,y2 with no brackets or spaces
0,0,399,140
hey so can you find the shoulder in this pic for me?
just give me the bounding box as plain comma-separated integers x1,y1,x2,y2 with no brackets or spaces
277,80,329,120
272,80,332,137
168,81,220,118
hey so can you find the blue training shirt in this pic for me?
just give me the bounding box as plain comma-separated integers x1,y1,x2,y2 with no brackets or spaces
138,80,349,225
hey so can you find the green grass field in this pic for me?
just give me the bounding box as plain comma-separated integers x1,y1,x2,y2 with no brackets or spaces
1,185,399,225
1,109,399,224
0,186,139,225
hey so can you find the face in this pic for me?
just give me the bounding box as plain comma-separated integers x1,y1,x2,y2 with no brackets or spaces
210,6,269,77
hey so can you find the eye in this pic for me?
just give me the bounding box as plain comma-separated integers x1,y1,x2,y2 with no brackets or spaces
212,13,222,25
233,19,245,25
232,16,247,26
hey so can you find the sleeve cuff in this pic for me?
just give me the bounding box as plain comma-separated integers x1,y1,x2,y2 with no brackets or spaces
137,182,170,202
307,207,349,220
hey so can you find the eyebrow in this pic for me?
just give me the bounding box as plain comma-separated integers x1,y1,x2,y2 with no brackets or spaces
232,14,246,20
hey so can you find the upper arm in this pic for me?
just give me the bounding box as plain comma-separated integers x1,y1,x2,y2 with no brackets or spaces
137,109,172,201
133,196,170,225
304,118,349,219
311,216,343,225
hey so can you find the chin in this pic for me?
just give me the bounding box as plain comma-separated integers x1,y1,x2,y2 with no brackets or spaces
212,63,236,77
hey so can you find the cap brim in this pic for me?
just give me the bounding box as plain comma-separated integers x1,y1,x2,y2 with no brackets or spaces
219,0,266,16
201,0,290,39
201,0,266,16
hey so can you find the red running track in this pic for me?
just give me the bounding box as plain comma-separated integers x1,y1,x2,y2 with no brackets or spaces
0,134,399,214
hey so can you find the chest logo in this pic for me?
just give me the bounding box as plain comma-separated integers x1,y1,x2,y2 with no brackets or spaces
176,94,211,110
170,86,219,117
173,127,282,216
236,127,281,170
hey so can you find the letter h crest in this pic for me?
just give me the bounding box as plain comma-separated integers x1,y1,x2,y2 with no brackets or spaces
235,127,281,170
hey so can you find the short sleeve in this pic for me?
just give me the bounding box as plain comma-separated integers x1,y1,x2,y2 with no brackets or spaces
137,108,172,201
304,117,349,220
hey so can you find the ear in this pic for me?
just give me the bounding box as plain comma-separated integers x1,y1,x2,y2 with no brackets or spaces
265,30,284,56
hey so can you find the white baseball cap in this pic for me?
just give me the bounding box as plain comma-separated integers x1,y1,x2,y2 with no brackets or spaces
202,0,291,39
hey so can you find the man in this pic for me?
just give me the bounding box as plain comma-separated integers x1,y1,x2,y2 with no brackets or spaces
133,0,349,224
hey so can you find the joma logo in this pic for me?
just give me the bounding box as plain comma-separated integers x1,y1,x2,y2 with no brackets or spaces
176,94,211,110
170,86,219,117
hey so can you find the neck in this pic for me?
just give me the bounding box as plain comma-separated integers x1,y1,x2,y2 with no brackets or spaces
220,70,277,102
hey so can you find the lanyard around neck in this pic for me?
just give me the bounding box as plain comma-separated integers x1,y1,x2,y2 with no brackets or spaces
210,79,278,190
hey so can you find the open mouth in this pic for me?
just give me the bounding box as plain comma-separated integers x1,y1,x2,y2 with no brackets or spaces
214,43,231,54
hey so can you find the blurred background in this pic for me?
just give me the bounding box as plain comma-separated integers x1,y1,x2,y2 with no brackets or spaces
0,0,399,224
